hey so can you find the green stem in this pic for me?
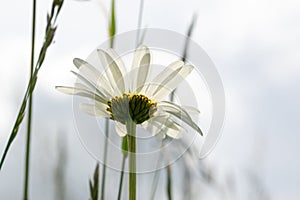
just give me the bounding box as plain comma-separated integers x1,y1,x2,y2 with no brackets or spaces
126,121,136,200
100,119,109,200
24,0,36,199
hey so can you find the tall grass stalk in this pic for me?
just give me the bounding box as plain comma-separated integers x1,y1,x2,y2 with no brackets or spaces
136,0,145,47
117,154,126,200
0,0,64,170
170,14,197,101
23,0,36,199
117,137,128,200
166,164,172,200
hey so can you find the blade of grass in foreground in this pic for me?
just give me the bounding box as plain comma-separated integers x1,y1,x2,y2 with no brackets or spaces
23,0,36,199
0,0,64,171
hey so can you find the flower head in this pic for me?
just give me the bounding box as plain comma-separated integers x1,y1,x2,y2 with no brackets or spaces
56,46,203,138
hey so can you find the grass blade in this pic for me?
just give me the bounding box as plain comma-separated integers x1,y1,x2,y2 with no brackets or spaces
170,14,197,102
109,0,116,48
0,0,64,171
136,0,145,47
23,0,36,199
89,163,100,200
167,165,172,200
100,1,116,199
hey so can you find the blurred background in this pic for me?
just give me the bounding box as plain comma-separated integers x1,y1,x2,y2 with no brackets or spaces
0,0,299,199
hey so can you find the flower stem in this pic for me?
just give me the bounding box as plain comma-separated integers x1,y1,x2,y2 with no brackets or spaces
126,120,136,200
23,0,36,199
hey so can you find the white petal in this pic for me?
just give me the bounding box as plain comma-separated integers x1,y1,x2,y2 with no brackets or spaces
97,49,126,94
55,85,108,104
143,61,183,96
106,48,129,92
70,70,109,99
142,121,167,139
182,106,201,114
79,103,110,118
152,115,184,139
131,46,151,92
142,114,184,139
114,122,127,137
152,64,193,101
165,128,182,139
158,101,203,136
73,58,114,97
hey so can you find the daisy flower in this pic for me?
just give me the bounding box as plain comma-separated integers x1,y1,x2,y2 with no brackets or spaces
56,46,203,139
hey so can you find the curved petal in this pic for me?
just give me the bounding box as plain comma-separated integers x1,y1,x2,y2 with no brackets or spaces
158,101,203,136
73,58,114,97
70,70,111,99
131,46,151,93
79,103,110,118
106,48,129,92
97,49,126,95
165,127,183,139
182,106,201,115
152,64,193,101
143,61,183,96
142,114,185,139
141,121,167,139
55,85,108,104
152,115,184,139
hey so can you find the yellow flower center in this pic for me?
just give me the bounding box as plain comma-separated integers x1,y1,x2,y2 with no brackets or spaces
107,94,157,124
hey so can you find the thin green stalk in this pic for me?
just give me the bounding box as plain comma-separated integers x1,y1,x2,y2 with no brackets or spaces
109,0,116,48
166,165,172,200
0,0,64,171
170,14,197,102
135,0,144,47
23,1,36,199
100,1,116,199
100,119,109,200
126,121,136,200
117,155,126,200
